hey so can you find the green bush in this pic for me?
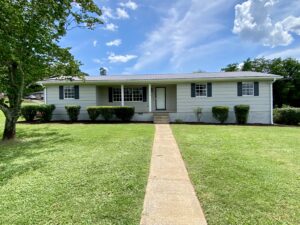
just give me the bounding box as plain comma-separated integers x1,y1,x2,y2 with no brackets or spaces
96,107,114,121
274,107,300,125
86,106,135,122
87,107,101,121
38,104,55,122
115,107,135,121
21,105,39,122
212,106,229,123
234,105,250,124
65,105,81,122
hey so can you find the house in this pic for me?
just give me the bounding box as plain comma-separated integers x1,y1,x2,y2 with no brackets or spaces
40,72,282,124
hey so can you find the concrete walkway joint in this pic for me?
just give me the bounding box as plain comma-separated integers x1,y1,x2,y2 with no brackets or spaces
140,124,207,225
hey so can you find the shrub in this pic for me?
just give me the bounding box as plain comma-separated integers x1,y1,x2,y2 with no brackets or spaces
115,107,135,121
273,107,300,125
21,105,39,122
87,107,101,121
65,105,81,122
38,104,55,122
98,107,116,121
86,106,135,122
212,106,229,123
234,105,250,124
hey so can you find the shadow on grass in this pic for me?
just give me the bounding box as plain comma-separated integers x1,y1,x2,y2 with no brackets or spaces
0,127,71,186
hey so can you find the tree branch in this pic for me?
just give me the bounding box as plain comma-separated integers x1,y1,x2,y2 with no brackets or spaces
0,99,9,115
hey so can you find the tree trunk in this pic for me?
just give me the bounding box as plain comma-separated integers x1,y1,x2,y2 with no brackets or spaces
1,61,24,141
2,116,17,140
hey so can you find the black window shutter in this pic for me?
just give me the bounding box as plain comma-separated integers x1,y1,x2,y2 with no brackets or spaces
74,85,80,99
108,87,113,102
59,86,64,99
237,82,242,96
254,82,259,96
207,83,212,97
143,87,147,102
191,83,196,97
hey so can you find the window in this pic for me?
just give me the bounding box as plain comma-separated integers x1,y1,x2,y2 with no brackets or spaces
124,88,132,101
113,88,121,101
132,88,143,101
113,87,143,102
242,82,254,96
64,86,75,99
195,84,207,97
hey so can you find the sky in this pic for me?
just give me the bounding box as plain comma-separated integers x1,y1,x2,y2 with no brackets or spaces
60,0,300,76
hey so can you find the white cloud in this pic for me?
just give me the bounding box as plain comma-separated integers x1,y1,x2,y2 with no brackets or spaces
108,53,137,63
93,40,97,47
128,0,234,72
258,45,300,60
104,23,118,31
281,16,300,35
116,8,129,19
101,6,114,22
119,1,138,10
93,58,102,64
233,0,300,47
106,39,122,47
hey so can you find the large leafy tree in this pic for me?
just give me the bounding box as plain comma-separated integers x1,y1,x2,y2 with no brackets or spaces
221,57,300,107
0,0,102,140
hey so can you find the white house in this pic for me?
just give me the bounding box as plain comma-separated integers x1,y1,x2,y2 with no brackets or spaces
40,72,282,124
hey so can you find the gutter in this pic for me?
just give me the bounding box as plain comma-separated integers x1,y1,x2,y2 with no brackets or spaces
40,76,282,86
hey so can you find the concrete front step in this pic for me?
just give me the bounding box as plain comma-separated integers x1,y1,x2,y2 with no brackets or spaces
153,113,170,124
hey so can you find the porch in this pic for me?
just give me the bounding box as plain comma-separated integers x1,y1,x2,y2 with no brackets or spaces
95,84,177,113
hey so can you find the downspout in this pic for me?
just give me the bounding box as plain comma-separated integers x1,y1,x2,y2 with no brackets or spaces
44,86,47,104
270,79,275,125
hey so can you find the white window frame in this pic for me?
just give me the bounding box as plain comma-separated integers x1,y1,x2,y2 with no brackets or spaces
242,82,254,96
113,87,143,102
113,88,121,102
64,86,75,99
195,83,207,97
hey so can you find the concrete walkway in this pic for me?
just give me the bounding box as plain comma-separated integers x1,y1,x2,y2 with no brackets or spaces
140,124,207,225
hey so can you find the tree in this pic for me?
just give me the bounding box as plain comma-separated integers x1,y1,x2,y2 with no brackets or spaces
100,67,107,76
221,57,300,107
0,0,102,140
221,63,239,72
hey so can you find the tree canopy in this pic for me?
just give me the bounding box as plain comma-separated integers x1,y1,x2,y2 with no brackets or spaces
0,0,103,140
222,57,300,107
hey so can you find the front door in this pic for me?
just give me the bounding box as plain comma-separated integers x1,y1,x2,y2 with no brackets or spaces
156,87,166,110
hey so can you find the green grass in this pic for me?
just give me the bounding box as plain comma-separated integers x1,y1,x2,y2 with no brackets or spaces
172,125,300,225
0,112,154,225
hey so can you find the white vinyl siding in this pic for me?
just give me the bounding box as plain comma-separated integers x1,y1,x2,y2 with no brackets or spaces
46,85,97,120
176,81,272,124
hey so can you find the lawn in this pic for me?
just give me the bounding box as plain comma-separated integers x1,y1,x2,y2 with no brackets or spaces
172,125,300,225
0,112,154,225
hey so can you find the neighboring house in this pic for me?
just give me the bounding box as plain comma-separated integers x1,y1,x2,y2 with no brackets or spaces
40,72,282,124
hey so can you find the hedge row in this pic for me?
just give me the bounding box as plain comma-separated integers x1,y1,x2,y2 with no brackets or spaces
87,106,135,122
21,104,55,122
274,107,300,125
211,105,250,124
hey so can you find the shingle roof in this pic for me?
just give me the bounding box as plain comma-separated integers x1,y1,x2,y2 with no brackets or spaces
41,72,282,84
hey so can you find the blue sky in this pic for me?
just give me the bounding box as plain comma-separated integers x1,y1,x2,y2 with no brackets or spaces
60,0,300,76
